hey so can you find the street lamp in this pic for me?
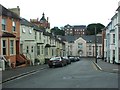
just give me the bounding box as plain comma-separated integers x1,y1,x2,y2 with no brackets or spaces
95,26,97,63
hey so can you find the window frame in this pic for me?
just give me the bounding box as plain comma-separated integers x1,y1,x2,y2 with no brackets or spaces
2,40,7,55
37,46,40,55
12,21,16,32
10,40,14,55
2,18,6,31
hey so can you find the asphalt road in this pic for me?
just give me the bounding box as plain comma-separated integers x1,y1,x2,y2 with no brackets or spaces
2,58,118,88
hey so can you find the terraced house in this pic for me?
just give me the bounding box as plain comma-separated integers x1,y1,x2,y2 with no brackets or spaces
20,18,36,65
0,4,24,68
104,2,120,64
116,2,120,64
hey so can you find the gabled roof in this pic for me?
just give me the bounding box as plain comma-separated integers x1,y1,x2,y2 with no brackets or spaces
60,35,80,43
62,35,102,44
81,35,102,44
64,24,73,28
0,4,20,19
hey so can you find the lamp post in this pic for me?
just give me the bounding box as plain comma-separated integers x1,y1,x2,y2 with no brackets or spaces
95,26,97,63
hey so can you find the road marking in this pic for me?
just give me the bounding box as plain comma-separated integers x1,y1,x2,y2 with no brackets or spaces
2,67,47,84
92,62,102,71
113,69,118,71
92,62,98,70
16,70,39,80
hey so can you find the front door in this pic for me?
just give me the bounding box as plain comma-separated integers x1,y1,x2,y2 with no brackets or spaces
16,41,19,55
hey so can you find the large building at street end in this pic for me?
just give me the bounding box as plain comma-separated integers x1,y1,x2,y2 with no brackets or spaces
63,24,86,36
59,34,102,57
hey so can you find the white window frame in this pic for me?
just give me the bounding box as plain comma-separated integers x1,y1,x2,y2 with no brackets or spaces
2,18,6,31
10,40,14,55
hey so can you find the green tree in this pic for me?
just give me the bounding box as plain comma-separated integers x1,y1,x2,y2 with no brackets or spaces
51,27,65,36
86,23,105,35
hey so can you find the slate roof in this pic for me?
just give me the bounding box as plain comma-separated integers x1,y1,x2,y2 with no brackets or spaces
0,4,20,19
73,25,86,29
33,24,43,32
20,18,43,32
20,18,33,27
59,35,80,43
61,35,102,44
2,32,16,37
81,35,102,44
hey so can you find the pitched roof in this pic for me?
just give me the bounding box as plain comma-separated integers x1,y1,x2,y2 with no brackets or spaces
60,35,80,43
62,35,102,44
81,35,102,44
0,4,20,19
73,25,86,29
33,25,43,32
20,18,33,27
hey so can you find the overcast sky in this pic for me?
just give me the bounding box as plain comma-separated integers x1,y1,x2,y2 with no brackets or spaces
0,0,120,28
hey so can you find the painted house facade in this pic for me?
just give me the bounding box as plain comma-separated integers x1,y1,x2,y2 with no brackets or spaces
73,35,102,57
115,2,120,64
64,35,102,57
20,18,36,65
33,25,45,64
105,2,120,64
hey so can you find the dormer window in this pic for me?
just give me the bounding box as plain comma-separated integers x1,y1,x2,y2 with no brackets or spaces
29,29,32,34
22,28,25,33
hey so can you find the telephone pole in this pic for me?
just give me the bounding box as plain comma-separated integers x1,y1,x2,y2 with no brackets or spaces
95,26,97,63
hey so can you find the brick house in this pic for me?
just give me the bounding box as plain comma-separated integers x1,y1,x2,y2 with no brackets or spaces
0,4,26,68
63,24,86,36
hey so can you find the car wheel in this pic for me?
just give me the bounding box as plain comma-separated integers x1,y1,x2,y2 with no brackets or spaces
49,65,52,68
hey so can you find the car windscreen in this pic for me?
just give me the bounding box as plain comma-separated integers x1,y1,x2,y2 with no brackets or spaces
50,57,61,60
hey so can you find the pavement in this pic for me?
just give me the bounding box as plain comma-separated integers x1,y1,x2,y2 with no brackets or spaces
0,59,119,84
93,59,119,73
1,64,48,84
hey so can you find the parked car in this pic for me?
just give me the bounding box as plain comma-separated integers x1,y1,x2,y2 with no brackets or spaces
68,56,76,62
63,56,71,64
48,57,67,68
75,56,80,61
